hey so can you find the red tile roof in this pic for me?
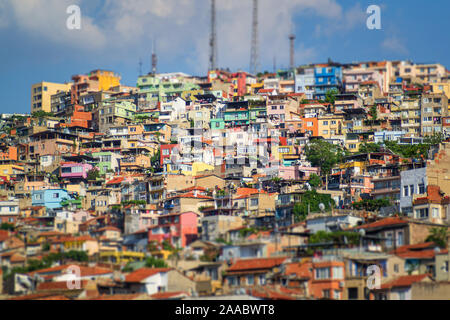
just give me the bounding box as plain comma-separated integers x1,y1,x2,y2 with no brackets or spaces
37,280,89,291
106,177,124,185
86,294,146,300
354,217,408,230
380,274,430,289
124,268,172,283
227,257,287,273
247,287,296,300
395,249,437,260
390,242,435,254
0,230,8,242
150,291,189,299
29,264,113,278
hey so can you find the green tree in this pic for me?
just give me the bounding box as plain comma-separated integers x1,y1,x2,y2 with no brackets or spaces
305,139,346,175
352,198,391,211
358,143,381,154
325,89,338,105
369,105,377,120
87,168,100,180
308,174,322,188
0,223,14,231
32,111,54,118
145,256,168,268
293,190,334,221
309,230,361,246
425,227,449,249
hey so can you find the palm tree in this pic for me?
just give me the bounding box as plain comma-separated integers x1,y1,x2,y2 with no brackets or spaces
426,227,449,249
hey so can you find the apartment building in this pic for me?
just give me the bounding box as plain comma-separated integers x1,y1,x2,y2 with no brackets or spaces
31,81,72,113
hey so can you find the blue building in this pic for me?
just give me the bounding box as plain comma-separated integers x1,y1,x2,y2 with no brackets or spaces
32,189,72,209
314,66,343,100
400,167,427,215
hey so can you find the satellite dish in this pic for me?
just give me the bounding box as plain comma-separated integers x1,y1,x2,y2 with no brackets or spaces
319,203,325,212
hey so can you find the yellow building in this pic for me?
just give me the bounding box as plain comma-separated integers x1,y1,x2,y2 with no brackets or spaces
0,164,25,180
181,89,205,102
31,81,72,113
168,162,215,176
432,83,450,111
318,115,344,138
338,161,366,175
273,145,295,162
89,70,121,91
99,251,146,264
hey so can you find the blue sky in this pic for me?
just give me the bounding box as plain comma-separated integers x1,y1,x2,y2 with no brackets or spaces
0,0,449,114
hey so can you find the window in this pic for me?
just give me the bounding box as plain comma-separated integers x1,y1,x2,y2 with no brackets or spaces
322,290,330,299
259,274,266,285
398,291,406,300
307,122,313,127
348,288,358,300
386,232,393,247
331,121,336,125
333,290,341,300
415,208,429,219
418,183,425,194
332,266,343,279
53,193,60,199
397,231,404,246
9,207,15,212
271,106,277,110
323,121,329,125
322,130,328,135
247,276,254,285
432,207,439,218
403,185,409,197
251,198,259,207
409,185,414,196
394,264,399,273
315,267,330,280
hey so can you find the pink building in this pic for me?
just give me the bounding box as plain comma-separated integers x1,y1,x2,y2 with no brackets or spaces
343,68,384,94
277,165,320,180
60,162,93,179
148,211,198,248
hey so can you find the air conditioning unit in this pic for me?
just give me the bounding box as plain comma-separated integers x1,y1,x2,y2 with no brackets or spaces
339,281,345,288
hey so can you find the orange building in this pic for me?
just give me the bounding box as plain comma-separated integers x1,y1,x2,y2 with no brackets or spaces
300,117,319,136
310,260,346,300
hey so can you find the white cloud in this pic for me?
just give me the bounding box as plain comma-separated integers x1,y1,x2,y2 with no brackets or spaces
2,0,106,50
0,0,360,73
382,36,409,55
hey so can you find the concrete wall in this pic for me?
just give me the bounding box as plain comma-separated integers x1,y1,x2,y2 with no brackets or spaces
167,270,196,294
411,282,450,300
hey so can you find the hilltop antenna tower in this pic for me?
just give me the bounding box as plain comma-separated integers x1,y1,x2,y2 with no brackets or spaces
289,31,296,70
209,0,218,71
250,0,259,75
138,58,143,76
152,39,158,75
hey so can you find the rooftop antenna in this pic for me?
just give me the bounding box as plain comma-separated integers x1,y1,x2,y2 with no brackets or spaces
289,23,296,70
152,39,158,75
209,0,218,71
250,0,259,75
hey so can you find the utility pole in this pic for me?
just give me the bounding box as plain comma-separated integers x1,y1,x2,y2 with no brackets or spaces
250,0,259,75
209,0,218,71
